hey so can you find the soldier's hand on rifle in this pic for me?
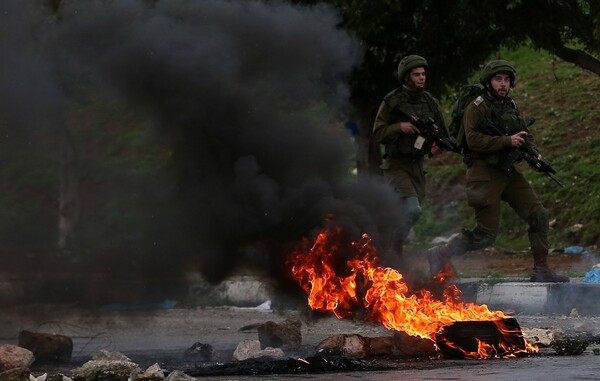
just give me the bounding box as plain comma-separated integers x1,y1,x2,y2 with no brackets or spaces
399,121,420,134
511,131,528,147
430,142,443,155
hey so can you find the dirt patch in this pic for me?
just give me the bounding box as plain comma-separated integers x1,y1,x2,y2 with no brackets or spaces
403,246,597,279
455,250,594,278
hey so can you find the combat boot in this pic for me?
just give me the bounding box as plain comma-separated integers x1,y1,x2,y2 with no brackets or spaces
530,250,569,283
425,244,454,277
531,266,569,283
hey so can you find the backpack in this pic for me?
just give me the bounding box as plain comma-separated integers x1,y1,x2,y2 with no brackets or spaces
448,84,485,150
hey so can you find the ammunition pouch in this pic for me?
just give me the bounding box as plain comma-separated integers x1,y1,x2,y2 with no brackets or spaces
480,149,521,172
482,153,503,168
383,135,431,158
499,149,522,172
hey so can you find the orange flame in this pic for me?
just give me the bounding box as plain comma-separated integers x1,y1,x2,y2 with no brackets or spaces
287,225,538,358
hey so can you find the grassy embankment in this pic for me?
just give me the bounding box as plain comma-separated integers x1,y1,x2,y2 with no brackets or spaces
415,45,600,255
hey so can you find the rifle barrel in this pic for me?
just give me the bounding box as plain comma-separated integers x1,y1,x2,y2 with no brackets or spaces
546,172,564,188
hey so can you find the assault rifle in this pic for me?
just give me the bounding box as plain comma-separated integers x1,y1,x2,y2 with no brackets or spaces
478,118,564,187
391,108,460,153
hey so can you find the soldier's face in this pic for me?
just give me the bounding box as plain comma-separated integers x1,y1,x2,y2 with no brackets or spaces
489,73,511,98
406,67,426,90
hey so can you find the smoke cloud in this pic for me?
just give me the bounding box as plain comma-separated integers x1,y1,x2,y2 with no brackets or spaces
1,0,405,300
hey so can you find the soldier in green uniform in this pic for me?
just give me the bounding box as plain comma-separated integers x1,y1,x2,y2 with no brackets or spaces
372,55,448,273
426,60,569,283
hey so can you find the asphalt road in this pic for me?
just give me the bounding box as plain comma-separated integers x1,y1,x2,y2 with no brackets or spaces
2,304,600,380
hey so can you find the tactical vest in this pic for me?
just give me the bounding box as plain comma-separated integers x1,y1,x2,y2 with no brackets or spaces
473,94,527,167
382,88,441,158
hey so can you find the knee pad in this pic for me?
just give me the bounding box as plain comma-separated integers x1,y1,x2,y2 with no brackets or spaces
527,207,549,235
403,196,422,225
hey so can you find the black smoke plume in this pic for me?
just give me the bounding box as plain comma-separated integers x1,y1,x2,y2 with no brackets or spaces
1,0,405,302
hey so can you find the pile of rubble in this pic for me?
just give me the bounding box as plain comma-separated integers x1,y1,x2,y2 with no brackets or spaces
0,319,596,381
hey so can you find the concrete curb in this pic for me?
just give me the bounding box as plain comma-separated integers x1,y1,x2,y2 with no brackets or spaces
209,276,600,316
2,274,600,315
456,279,600,315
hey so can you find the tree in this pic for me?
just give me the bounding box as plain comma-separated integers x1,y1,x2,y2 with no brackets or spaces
292,0,507,172
293,0,600,173
500,0,600,75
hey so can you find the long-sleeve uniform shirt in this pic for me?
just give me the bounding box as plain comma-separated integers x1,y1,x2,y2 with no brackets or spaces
372,86,446,200
460,91,547,251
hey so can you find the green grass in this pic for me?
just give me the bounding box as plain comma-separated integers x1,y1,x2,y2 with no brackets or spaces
418,44,600,251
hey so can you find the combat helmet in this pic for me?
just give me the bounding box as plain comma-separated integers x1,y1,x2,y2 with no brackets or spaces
479,60,516,87
397,55,428,82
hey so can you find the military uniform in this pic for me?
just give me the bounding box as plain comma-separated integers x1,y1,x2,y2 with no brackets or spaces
456,91,547,253
371,55,448,272
372,86,446,202
373,85,446,270
426,59,568,283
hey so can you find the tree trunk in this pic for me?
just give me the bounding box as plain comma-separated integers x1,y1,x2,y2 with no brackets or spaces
551,45,600,76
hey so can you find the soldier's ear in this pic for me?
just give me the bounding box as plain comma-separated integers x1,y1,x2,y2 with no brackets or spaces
395,72,405,83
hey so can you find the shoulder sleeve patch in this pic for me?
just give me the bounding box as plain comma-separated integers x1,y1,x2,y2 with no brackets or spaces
473,96,484,106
